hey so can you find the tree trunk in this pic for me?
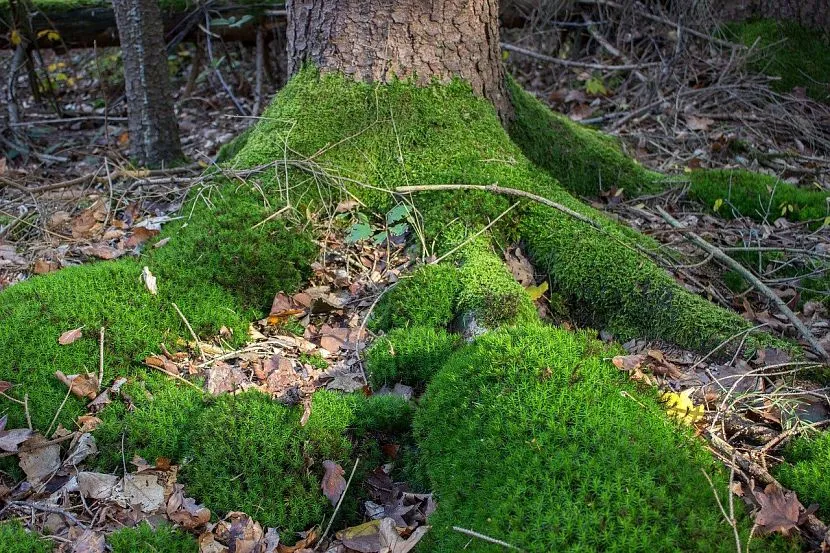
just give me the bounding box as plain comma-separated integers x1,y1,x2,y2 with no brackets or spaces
286,0,512,120
715,0,830,32
112,0,183,166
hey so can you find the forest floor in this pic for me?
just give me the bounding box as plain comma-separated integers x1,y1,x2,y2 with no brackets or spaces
1,4,830,552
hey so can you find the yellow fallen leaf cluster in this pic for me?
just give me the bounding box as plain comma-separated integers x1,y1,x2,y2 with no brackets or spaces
660,389,704,425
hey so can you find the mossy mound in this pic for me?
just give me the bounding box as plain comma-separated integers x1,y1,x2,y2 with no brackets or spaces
371,265,461,332
507,78,664,197
776,431,830,514
107,523,197,553
726,19,830,102
414,323,798,552
0,522,52,553
688,169,829,223
0,181,315,432
366,326,458,389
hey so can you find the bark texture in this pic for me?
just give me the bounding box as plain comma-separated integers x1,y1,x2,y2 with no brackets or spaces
112,0,182,166
286,0,511,120
715,0,830,32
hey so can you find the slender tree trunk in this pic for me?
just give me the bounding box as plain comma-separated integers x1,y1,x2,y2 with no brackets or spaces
715,0,830,32
112,0,182,166
286,0,512,121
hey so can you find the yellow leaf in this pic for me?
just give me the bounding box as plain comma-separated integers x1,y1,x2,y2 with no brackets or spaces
10,29,21,46
660,389,703,425
47,30,60,41
525,280,548,301
713,198,723,212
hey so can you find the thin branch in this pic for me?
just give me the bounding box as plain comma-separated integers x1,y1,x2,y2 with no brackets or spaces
451,527,524,551
319,457,360,547
501,42,659,71
172,302,206,361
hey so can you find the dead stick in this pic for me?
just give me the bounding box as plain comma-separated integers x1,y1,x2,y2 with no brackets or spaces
98,327,105,391
147,364,205,393
452,527,524,551
656,206,829,361
172,302,206,361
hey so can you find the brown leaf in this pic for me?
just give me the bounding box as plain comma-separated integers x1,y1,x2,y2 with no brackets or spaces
58,327,83,345
612,354,645,372
685,114,714,131
55,371,99,399
0,415,33,453
321,460,347,506
125,226,159,248
77,415,103,432
145,355,180,375
0,380,10,393
33,259,60,275
18,434,62,484
81,244,125,260
67,527,106,553
167,483,211,529
277,527,318,553
753,483,803,535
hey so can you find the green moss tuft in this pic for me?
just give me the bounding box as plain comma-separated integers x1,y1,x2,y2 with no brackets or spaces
371,264,461,332
726,20,830,102
107,523,198,553
507,78,663,197
688,169,829,224
455,239,536,328
366,326,458,389
414,323,798,552
776,431,830,515
0,522,52,553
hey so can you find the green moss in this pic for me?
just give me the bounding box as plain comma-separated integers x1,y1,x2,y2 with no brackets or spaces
107,523,197,553
776,430,830,514
0,522,52,553
726,20,830,102
688,169,829,224
371,264,461,331
414,323,798,552
182,391,348,531
455,239,536,328
366,326,458,389
0,179,316,433
507,78,663,197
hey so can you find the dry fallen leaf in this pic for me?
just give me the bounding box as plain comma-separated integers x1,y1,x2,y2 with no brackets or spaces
660,389,704,425
685,114,714,131
0,415,33,453
277,527,318,553
18,434,62,485
753,483,803,536
321,460,347,506
141,266,158,295
58,327,83,345
55,371,99,400
167,483,211,529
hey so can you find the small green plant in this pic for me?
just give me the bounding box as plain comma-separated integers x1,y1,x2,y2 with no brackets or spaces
0,522,51,553
345,204,412,245
108,523,197,553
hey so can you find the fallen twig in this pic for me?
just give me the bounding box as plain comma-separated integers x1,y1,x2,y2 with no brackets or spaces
452,526,524,551
172,302,207,362
501,42,659,71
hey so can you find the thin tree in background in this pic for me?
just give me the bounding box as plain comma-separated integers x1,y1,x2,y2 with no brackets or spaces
111,0,182,166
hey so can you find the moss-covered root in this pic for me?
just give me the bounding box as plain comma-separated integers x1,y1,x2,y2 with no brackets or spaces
414,324,799,553
371,264,462,332
0,522,52,553
454,239,536,331
366,326,458,389
507,78,663,198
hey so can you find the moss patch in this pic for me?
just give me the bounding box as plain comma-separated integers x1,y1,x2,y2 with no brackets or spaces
107,523,197,553
0,522,52,553
371,264,461,332
507,78,663,197
726,19,830,102
688,168,829,224
414,323,798,552
0,180,316,432
776,431,830,515
366,326,458,389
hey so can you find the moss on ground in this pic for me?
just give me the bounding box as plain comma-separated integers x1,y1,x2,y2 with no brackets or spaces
366,326,458,389
0,180,315,433
0,521,52,553
688,169,829,224
414,323,799,552
107,523,197,553
507,78,664,197
371,264,461,332
776,431,830,514
726,20,830,102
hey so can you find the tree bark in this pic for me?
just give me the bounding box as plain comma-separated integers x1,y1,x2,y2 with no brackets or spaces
715,0,830,32
286,0,512,121
111,0,183,166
